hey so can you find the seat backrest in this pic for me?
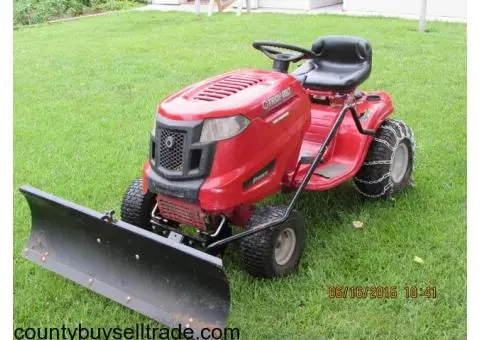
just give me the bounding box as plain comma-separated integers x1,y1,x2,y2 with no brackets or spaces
311,36,372,66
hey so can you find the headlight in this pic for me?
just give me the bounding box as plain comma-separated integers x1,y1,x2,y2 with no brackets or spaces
200,115,250,143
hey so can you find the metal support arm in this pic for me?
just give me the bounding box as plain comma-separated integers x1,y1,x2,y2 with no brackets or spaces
206,103,376,251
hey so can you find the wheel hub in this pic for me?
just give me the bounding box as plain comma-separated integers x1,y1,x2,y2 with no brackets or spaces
274,228,296,266
391,142,409,184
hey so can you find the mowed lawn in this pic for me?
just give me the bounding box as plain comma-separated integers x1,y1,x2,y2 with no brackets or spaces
13,11,466,339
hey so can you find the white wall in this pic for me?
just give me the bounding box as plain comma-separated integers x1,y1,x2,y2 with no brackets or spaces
152,0,181,4
258,0,310,10
258,0,341,10
344,0,466,19
311,0,343,8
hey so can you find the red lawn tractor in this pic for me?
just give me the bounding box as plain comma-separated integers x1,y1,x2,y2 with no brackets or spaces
20,36,415,335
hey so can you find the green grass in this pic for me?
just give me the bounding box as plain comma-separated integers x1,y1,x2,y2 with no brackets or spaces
13,11,466,339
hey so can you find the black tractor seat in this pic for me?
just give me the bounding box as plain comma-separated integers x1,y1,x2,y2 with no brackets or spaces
291,36,372,93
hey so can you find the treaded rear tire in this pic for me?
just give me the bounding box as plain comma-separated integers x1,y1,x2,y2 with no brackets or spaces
239,205,306,278
354,119,415,198
120,179,155,230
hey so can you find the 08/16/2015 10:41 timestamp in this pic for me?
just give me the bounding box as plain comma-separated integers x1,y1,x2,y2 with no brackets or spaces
328,286,437,299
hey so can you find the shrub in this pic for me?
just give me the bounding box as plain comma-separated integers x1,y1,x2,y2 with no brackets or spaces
91,0,138,12
13,0,144,25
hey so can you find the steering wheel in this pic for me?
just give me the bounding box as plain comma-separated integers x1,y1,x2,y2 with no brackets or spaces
252,41,317,63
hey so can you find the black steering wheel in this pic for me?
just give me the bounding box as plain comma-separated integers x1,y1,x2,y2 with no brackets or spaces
253,41,317,63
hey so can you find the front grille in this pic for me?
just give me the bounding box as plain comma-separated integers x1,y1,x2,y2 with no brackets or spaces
157,195,205,229
157,128,186,172
150,116,215,182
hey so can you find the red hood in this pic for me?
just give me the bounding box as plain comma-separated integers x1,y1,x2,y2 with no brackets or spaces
157,69,298,121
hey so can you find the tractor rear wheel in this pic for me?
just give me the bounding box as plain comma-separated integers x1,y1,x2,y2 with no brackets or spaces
239,205,306,278
120,179,155,230
354,119,415,198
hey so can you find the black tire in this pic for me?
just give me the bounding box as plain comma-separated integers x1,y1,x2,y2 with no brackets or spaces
239,205,306,278
120,179,155,230
354,119,416,198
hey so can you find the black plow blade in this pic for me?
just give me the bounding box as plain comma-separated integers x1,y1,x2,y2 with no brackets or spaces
19,185,230,335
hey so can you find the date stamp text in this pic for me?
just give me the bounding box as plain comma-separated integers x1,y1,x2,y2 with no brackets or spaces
328,286,437,299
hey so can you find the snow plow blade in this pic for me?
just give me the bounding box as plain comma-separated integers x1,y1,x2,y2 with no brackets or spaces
19,185,230,334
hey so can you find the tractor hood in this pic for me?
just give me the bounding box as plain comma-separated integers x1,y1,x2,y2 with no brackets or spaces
157,69,300,121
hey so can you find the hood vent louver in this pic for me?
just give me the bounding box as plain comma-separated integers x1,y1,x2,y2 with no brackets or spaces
193,75,263,102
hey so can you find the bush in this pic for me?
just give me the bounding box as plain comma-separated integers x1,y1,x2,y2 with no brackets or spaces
13,0,144,25
90,0,138,11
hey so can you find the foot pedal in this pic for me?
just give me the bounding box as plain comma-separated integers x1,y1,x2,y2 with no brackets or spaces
314,163,349,179
300,153,325,165
300,156,314,164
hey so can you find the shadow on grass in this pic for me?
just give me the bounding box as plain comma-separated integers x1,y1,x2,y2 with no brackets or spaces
223,180,401,273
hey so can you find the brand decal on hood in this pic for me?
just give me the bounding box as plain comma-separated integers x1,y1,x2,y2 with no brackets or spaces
263,87,293,112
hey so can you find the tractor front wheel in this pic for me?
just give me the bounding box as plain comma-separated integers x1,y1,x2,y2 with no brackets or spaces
354,119,415,198
120,179,155,230
239,205,306,278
